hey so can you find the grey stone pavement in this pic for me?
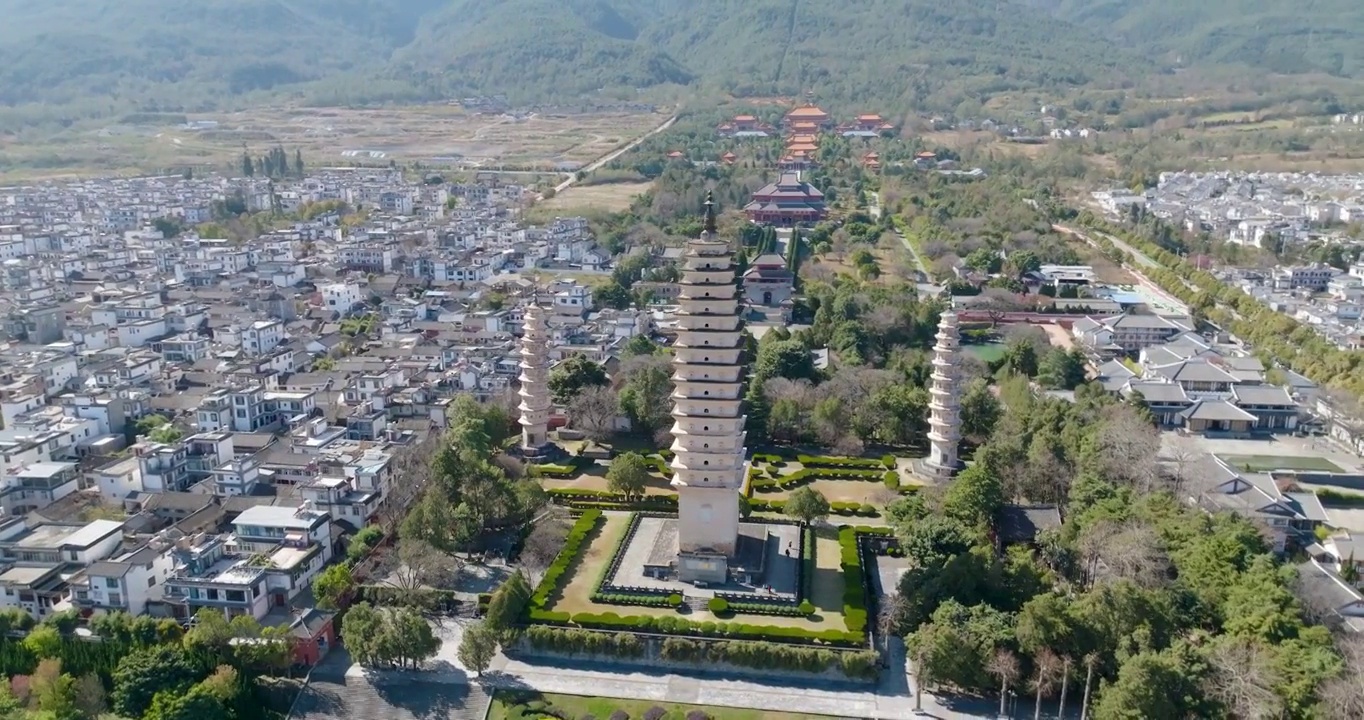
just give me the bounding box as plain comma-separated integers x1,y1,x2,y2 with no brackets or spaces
331,617,1076,720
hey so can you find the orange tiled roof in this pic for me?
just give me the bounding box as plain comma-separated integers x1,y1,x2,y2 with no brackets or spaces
786,106,829,118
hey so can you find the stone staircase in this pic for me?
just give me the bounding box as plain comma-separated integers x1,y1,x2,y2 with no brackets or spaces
683,595,710,613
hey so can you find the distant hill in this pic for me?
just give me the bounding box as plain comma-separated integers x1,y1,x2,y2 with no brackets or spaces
1024,0,1364,77
5,0,1361,125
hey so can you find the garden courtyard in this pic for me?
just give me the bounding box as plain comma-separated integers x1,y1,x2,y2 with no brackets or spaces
540,510,851,633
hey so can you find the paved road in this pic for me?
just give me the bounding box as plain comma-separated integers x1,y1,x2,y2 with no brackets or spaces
1054,224,1188,314
546,114,679,198
893,230,944,297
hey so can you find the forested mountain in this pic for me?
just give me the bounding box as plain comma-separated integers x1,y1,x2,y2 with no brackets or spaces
1025,0,1364,77
2,0,1361,124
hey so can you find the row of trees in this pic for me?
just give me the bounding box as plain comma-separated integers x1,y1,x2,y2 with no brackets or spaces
239,146,305,180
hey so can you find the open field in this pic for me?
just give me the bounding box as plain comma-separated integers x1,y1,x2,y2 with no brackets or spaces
1220,455,1346,473
489,691,846,720
0,105,670,182
542,180,654,213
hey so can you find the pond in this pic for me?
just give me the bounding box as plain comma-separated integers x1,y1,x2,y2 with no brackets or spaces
962,342,1007,363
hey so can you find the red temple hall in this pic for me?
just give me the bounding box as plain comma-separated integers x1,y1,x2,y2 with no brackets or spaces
745,173,826,225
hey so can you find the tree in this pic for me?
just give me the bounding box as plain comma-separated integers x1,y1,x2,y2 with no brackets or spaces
389,607,441,669
144,685,230,720
784,486,831,526
755,339,819,382
986,649,1021,719
548,355,609,403
623,334,660,356
241,152,254,178
959,378,1001,441
567,385,619,441
457,622,499,676
1031,648,1062,720
23,624,62,658
314,563,355,610
1203,637,1282,720
607,452,651,499
594,280,633,310
942,462,1003,528
617,355,672,438
30,659,80,720
1092,650,1191,720
520,510,569,584
112,645,200,719
295,149,305,176
999,337,1039,377
73,672,107,719
485,571,532,634
1037,348,1087,390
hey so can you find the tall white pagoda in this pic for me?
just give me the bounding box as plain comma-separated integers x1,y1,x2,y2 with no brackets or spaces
670,193,747,583
518,299,552,455
925,310,962,478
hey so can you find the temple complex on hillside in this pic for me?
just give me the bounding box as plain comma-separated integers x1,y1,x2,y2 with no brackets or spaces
745,173,827,225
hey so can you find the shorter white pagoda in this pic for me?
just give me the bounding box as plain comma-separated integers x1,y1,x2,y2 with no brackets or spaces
518,300,552,454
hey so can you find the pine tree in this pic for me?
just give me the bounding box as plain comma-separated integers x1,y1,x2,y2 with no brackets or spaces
240,153,254,178
294,149,305,177
261,155,274,178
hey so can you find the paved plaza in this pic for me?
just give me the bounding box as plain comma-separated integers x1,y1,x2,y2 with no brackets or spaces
612,516,802,599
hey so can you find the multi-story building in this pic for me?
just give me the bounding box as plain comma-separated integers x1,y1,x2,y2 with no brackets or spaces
744,173,827,226
0,518,124,618
0,462,80,515
1071,314,1195,355
69,542,175,616
243,320,284,356
163,534,270,621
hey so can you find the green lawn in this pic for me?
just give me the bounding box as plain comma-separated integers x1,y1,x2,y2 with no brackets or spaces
488,690,845,720
1220,455,1345,473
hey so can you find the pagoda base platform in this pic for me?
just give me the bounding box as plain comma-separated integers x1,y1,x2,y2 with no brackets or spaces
607,516,802,601
913,457,961,482
508,442,567,463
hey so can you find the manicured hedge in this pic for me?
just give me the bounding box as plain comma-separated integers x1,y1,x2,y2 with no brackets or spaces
529,463,578,478
839,527,868,634
525,628,877,679
881,455,897,469
797,454,886,469
1317,489,1364,508
750,467,885,493
644,454,675,477
562,611,863,646
708,597,729,614
529,509,603,611
659,637,880,679
526,625,646,658
883,471,900,490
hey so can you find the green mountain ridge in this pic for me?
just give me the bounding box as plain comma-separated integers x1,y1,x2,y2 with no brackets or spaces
1024,0,1364,76
2,0,1361,123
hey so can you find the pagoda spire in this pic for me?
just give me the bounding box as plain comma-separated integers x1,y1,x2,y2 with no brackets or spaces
702,191,718,237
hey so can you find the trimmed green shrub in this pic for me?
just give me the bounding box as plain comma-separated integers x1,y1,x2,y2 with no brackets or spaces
708,597,729,615
881,455,896,469
839,527,868,634
798,600,815,616
797,454,884,468
883,471,900,490
859,504,877,516
667,594,683,608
